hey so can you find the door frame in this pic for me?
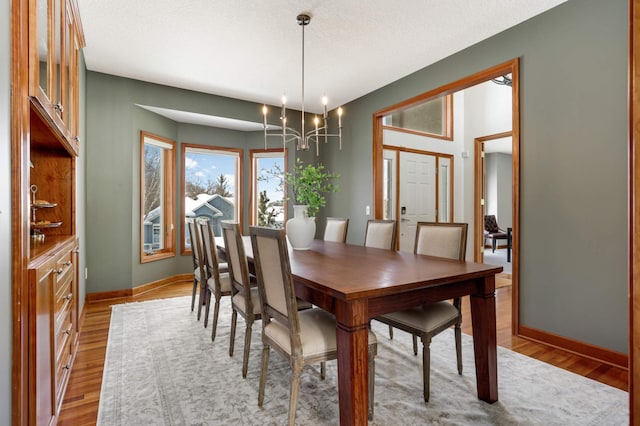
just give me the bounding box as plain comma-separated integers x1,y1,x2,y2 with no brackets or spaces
373,58,520,334
474,131,516,331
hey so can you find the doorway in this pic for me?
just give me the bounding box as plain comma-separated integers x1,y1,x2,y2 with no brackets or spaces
373,58,520,333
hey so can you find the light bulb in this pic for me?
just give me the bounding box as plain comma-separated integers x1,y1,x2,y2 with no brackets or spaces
338,107,343,116
322,96,328,106
282,95,287,105
262,105,267,115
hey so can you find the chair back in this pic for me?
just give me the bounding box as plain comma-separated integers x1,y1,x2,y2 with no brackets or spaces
250,226,302,353
484,215,500,233
198,217,222,283
364,219,397,250
414,222,468,261
187,217,206,276
220,222,253,303
324,217,349,243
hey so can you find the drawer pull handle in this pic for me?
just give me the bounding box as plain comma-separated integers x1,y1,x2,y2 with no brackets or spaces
54,268,63,274
63,364,71,370
65,293,72,301
64,261,72,266
64,328,72,335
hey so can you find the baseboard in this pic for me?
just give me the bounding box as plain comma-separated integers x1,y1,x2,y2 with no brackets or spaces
86,273,193,303
518,325,628,370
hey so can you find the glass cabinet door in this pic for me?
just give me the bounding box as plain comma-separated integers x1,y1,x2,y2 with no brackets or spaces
52,0,63,120
62,3,71,133
31,0,50,101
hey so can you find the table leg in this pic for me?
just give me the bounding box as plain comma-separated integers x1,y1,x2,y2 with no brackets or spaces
335,300,369,426
469,276,499,403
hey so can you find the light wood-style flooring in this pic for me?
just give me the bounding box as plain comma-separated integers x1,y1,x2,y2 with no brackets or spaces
58,281,628,425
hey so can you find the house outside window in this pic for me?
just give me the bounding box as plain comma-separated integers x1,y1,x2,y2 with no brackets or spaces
250,149,286,228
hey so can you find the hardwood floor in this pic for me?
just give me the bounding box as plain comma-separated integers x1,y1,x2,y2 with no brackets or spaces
58,281,628,425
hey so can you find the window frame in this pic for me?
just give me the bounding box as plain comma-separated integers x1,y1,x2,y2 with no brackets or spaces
382,94,454,141
181,143,243,255
249,148,288,227
140,131,176,263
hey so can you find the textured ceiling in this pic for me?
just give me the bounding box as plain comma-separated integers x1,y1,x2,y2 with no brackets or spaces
77,0,567,114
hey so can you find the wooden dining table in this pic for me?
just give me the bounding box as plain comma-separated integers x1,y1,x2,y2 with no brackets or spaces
220,237,502,426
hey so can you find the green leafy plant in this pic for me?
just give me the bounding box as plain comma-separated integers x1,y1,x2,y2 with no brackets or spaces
285,159,339,217
257,158,339,218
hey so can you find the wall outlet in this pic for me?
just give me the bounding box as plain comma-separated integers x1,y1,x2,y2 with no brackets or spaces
365,205,370,215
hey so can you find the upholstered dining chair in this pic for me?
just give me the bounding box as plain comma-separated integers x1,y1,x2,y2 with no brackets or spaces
187,218,207,320
323,217,349,243
250,226,378,425
484,214,508,253
198,218,232,340
220,221,263,378
364,219,397,250
374,221,468,402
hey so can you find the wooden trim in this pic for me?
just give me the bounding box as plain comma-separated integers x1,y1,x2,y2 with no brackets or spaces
519,325,628,370
180,142,244,254
373,58,520,336
85,274,193,303
12,0,30,423
630,0,639,422
139,131,177,264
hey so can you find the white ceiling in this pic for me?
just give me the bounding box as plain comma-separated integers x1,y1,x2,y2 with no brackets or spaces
77,0,567,114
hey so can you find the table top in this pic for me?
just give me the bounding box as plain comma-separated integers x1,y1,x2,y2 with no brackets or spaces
226,237,503,302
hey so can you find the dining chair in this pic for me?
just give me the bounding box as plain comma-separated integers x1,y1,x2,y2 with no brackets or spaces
484,214,508,253
187,218,207,321
198,218,232,340
374,221,468,402
220,221,263,378
364,219,397,250
250,226,378,425
323,217,349,243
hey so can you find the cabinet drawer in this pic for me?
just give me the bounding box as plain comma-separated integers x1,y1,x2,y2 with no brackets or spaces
54,250,74,291
54,276,72,325
54,307,72,366
54,336,72,398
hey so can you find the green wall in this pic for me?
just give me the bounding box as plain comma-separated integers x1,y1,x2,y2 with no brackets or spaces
85,0,628,353
1,0,12,422
320,0,629,352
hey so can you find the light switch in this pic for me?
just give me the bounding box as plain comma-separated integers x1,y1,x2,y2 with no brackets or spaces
365,205,370,215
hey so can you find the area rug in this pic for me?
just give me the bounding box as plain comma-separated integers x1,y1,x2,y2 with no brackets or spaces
97,296,627,425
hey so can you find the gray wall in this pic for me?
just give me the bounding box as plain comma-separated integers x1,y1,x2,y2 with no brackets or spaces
1,0,12,422
86,73,313,292
321,0,628,352
84,0,628,353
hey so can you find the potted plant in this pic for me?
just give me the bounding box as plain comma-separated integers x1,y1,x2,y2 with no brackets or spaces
258,158,339,249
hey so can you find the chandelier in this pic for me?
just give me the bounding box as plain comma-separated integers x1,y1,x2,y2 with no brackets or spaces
262,14,343,156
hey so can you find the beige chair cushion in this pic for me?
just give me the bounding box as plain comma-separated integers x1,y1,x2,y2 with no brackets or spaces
365,222,395,250
264,308,377,358
218,261,229,274
416,226,463,259
207,272,232,293
232,286,262,315
194,268,201,282
380,301,458,333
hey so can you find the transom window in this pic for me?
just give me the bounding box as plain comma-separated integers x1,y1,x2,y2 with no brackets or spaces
382,94,453,140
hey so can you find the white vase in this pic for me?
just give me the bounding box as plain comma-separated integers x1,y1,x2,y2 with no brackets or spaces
286,205,316,250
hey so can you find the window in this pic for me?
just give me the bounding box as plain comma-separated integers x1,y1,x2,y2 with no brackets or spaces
140,132,176,263
182,144,242,252
382,94,453,140
250,149,286,228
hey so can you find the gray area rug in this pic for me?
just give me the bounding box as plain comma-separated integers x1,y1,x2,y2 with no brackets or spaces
97,296,627,425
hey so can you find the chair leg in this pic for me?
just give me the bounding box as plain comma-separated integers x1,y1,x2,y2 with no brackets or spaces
258,345,270,408
288,366,302,426
203,289,211,328
229,309,237,357
242,321,253,378
190,278,198,311
320,362,326,380
368,348,376,421
422,335,432,402
197,280,206,321
492,238,496,253
455,324,463,375
211,297,221,341
412,334,418,356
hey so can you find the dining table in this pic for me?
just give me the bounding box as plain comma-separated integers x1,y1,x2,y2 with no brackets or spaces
219,237,503,426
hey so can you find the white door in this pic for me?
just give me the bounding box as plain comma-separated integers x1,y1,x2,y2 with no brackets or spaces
398,151,436,252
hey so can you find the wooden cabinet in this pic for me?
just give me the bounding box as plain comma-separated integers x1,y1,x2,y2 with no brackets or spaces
28,238,79,426
28,0,83,155
12,0,85,423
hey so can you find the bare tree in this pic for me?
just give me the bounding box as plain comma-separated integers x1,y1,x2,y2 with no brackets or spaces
143,145,161,217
